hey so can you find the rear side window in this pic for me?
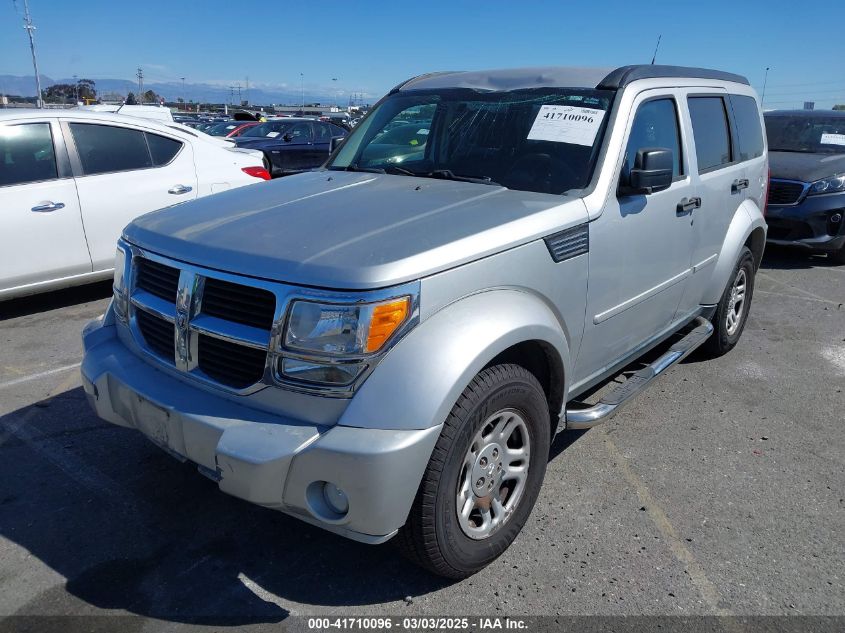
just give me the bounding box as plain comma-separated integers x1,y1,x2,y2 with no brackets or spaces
729,95,764,161
314,122,333,142
146,133,182,165
70,123,152,175
624,98,684,180
688,97,732,172
0,122,58,187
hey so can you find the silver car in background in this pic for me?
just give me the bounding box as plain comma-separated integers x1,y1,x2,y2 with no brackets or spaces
81,65,767,578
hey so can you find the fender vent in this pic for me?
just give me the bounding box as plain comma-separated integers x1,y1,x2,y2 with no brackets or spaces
544,223,589,263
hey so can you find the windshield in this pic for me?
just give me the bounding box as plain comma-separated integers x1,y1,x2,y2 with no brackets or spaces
765,115,845,154
328,87,615,195
206,122,242,136
239,120,294,138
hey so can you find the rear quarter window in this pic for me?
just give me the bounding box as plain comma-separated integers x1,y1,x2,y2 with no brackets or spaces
70,123,152,175
729,95,764,161
146,133,182,165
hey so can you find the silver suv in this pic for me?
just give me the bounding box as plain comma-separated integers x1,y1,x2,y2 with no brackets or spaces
82,65,767,578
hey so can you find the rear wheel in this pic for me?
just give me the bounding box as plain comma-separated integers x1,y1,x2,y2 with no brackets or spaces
398,364,550,578
702,246,755,357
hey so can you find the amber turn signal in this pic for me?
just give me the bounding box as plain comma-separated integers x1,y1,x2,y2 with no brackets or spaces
365,297,410,353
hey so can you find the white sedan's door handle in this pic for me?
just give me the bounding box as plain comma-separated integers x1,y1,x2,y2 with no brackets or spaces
31,201,65,212
168,184,193,195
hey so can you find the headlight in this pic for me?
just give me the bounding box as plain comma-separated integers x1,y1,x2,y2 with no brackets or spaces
808,173,845,195
284,296,410,355
113,246,128,323
279,295,411,386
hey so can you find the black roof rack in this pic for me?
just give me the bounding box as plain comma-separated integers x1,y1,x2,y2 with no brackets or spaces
598,65,749,89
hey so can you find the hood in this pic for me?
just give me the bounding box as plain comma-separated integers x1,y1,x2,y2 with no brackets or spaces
124,171,588,290
769,151,845,183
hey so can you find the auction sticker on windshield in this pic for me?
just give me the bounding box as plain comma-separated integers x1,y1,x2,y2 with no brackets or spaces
821,133,845,146
527,105,605,146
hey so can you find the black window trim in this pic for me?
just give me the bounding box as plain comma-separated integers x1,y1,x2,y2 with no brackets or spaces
686,93,737,175
0,120,71,188
618,94,688,195
61,120,186,178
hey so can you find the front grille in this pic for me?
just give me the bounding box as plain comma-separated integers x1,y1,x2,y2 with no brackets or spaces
136,258,180,301
768,180,805,206
136,309,174,360
202,277,276,330
198,334,267,389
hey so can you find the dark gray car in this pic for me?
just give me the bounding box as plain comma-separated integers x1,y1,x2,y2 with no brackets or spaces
764,110,845,263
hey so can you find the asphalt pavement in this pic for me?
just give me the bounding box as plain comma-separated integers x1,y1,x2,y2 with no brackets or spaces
0,247,842,630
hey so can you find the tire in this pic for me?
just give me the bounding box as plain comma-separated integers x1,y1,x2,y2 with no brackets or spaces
702,246,755,357
398,364,551,578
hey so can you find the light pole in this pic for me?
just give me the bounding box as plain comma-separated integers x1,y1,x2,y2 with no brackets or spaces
73,74,78,103
332,77,338,109
181,77,185,110
761,67,770,107
21,0,43,108
300,72,304,110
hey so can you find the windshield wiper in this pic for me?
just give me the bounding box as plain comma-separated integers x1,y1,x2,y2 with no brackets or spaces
333,165,418,176
425,169,502,187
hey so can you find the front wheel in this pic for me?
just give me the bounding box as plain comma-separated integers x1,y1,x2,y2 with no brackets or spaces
702,246,756,357
398,364,550,578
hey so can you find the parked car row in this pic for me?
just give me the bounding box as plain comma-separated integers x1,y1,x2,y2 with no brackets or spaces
0,110,271,299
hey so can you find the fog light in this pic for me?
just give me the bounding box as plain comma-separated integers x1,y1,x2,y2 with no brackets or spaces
831,213,842,224
322,482,349,515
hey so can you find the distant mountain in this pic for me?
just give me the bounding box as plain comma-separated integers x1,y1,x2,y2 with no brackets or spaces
0,74,359,106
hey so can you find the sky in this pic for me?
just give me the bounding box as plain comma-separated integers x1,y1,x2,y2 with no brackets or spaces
2,0,844,109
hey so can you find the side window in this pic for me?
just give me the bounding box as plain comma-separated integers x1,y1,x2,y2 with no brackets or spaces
0,122,58,187
688,97,732,172
314,123,333,142
69,123,152,175
728,95,764,161
146,133,182,166
623,98,683,180
288,123,312,142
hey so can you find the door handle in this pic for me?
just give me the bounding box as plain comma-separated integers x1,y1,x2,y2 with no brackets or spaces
677,197,701,213
31,201,65,213
731,178,749,193
168,184,193,195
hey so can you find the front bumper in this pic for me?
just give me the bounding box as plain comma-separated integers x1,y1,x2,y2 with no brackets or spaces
81,315,441,544
766,191,845,253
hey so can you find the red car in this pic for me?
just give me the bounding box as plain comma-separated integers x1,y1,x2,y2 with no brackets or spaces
205,121,261,138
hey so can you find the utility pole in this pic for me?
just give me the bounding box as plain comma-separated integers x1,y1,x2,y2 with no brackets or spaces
245,76,249,106
180,77,185,109
21,0,43,107
136,67,144,99
332,77,338,109
300,72,304,110
73,74,78,103
761,67,770,107
236,83,242,106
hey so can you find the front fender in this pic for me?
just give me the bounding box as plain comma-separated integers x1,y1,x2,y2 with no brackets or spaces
702,199,767,305
338,289,571,431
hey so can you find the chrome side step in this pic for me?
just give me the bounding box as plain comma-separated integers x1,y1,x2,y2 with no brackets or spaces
564,316,714,430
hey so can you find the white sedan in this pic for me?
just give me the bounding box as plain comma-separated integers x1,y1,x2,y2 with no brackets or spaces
0,109,271,300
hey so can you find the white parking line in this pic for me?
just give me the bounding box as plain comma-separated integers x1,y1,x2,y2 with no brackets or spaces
0,363,81,390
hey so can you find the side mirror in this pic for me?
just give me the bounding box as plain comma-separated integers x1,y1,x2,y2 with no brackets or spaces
329,136,346,153
282,133,293,142
624,147,673,195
